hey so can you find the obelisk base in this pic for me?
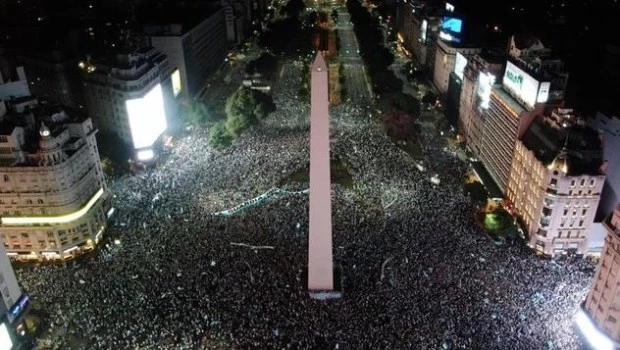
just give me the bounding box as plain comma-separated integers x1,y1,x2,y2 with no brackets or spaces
304,267,343,300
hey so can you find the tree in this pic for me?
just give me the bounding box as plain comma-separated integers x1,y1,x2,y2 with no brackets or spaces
392,93,421,116
209,122,233,148
224,87,275,136
422,92,438,106
372,69,402,94
184,100,217,126
464,181,488,206
284,0,305,18
246,53,278,78
381,110,415,141
101,157,116,178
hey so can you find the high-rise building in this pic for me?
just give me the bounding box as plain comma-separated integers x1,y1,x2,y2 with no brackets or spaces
221,0,249,46
394,0,442,72
0,66,29,101
457,52,502,155
432,40,479,94
588,112,620,221
579,205,620,350
19,50,86,109
146,8,228,98
81,47,174,160
0,98,112,261
506,109,605,256
0,243,23,323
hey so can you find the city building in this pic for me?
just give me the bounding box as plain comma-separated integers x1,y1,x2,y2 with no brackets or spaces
0,66,29,101
221,0,249,46
394,0,442,73
0,243,23,322
19,50,86,109
506,109,605,256
0,98,112,261
81,47,175,160
146,8,228,98
457,52,502,155
588,112,620,221
432,39,479,94
579,204,620,350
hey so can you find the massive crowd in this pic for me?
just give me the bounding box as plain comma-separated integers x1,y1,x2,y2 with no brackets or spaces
15,58,595,350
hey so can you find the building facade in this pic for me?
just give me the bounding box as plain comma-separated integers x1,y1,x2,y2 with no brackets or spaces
588,112,620,221
0,66,29,101
0,243,22,321
19,50,86,109
81,47,173,157
148,8,228,98
432,40,479,94
580,205,620,349
0,100,112,261
507,110,605,256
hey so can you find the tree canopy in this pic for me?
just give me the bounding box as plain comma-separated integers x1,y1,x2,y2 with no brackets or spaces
208,121,233,149
464,181,489,206
392,93,421,116
224,87,275,137
381,110,415,141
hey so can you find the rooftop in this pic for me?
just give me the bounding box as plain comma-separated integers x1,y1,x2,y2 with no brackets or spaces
521,116,604,176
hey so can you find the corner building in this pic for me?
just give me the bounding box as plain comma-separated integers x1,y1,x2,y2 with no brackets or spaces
0,98,111,261
507,110,605,256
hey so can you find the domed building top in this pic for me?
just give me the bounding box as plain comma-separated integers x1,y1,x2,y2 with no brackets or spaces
547,149,569,174
39,123,51,138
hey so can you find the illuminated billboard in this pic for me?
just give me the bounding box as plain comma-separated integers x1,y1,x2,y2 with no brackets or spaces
171,69,182,97
445,2,455,12
454,52,467,80
502,61,550,108
126,83,168,150
477,72,495,109
0,323,12,350
442,17,462,33
420,20,428,42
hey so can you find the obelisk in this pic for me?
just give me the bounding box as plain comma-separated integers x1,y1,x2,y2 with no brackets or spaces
308,52,334,293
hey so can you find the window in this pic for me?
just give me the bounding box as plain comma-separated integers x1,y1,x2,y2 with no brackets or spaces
579,220,584,227
583,209,587,216
571,180,575,187
37,199,43,204
591,179,596,187
3,175,7,182
581,179,585,186
550,178,557,186
542,207,552,217
608,315,617,324
563,209,568,216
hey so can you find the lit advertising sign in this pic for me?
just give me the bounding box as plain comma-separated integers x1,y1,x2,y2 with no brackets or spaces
537,81,550,103
0,323,11,350
442,17,462,33
171,69,182,97
421,20,428,42
126,83,168,150
502,61,541,108
478,72,495,109
445,2,455,12
454,52,467,80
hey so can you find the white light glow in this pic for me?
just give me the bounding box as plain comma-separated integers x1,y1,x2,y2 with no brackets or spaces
106,207,115,218
171,69,182,97
1,188,104,225
445,2,455,12
136,149,155,161
439,31,453,41
575,310,615,350
64,246,79,254
421,20,428,42
126,84,168,150
478,72,495,109
0,323,12,350
454,52,467,80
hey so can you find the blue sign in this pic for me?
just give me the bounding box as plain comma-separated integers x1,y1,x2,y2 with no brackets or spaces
442,17,462,33
9,294,29,321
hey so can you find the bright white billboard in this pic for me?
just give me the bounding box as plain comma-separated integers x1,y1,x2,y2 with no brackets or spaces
0,323,12,350
478,72,495,109
172,69,182,97
126,84,168,150
502,61,550,108
454,52,467,80
421,20,428,42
